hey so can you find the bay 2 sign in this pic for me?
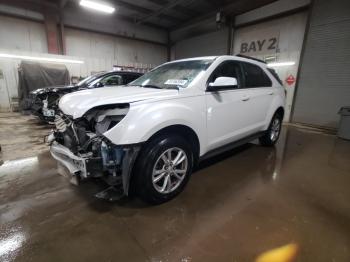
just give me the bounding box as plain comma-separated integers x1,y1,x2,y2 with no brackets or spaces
240,37,278,54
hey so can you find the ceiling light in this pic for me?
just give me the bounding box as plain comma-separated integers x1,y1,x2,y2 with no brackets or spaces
0,53,84,64
267,61,296,67
80,0,115,14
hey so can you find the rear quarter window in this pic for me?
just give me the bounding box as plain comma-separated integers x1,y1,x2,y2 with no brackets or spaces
123,74,142,85
267,68,283,85
242,62,272,88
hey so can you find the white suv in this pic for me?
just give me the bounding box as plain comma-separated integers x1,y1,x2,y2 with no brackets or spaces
49,55,285,204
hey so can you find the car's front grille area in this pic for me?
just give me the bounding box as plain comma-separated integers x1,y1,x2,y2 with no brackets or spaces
54,115,70,133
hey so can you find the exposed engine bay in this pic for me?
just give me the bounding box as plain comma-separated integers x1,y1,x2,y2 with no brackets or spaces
48,104,141,200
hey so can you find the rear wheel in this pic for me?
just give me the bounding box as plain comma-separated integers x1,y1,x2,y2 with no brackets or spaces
259,112,282,146
133,135,193,204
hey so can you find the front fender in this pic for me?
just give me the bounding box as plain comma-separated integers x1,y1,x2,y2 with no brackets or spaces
103,97,207,154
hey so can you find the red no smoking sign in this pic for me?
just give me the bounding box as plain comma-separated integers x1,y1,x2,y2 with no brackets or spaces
286,75,296,86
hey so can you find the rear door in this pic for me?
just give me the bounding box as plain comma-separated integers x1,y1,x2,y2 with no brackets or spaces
122,74,142,85
241,62,274,130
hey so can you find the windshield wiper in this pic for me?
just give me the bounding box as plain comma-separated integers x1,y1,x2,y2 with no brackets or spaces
141,84,162,89
131,84,179,90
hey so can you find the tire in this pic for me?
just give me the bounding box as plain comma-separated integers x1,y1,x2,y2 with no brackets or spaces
259,112,283,146
132,134,193,204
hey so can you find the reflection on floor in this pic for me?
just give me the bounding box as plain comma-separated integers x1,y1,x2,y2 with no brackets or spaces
0,113,349,262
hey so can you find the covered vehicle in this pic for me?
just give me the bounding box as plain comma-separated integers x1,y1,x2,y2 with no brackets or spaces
29,71,142,122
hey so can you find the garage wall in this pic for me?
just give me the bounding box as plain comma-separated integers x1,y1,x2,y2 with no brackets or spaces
65,28,167,77
0,15,167,111
171,29,228,59
233,12,308,122
63,4,167,45
292,0,350,128
0,15,47,53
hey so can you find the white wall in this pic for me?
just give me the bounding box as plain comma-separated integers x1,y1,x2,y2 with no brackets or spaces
63,4,168,44
0,15,47,53
235,0,310,26
233,12,308,122
64,28,167,77
0,15,168,111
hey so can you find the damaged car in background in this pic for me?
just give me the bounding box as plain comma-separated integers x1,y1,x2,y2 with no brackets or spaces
48,55,285,204
29,71,142,122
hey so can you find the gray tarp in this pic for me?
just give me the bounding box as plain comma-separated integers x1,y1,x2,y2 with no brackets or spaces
18,61,70,110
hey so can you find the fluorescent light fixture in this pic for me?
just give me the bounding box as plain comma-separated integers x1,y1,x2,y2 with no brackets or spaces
0,53,84,64
80,0,115,13
267,61,296,67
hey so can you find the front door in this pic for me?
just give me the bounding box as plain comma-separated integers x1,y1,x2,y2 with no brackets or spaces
205,61,254,152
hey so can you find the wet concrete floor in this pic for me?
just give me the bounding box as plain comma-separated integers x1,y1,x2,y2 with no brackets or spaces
0,113,350,261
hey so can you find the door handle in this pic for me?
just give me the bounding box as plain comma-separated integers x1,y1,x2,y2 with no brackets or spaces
241,95,250,101
268,92,274,95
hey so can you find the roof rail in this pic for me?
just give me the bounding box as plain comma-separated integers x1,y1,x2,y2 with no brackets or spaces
235,54,266,64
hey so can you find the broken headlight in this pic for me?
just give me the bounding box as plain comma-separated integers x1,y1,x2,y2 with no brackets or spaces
84,104,130,135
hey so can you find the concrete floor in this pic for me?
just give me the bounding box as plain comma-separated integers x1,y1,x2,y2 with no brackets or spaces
0,113,350,262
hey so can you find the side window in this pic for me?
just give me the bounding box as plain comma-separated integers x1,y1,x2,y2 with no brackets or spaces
267,68,283,85
208,61,242,87
101,75,123,86
242,62,272,88
123,74,141,85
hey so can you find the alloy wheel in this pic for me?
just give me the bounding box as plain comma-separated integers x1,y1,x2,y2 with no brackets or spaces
152,147,188,194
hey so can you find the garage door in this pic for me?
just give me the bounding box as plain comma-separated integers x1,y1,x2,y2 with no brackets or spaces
292,0,350,128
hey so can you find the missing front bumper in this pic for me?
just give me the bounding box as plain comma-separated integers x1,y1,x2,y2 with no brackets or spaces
50,142,89,178
50,141,141,197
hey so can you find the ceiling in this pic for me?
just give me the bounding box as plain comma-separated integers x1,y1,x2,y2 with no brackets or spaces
44,0,277,30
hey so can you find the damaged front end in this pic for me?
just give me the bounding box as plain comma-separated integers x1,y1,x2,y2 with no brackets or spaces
28,90,60,122
48,104,141,200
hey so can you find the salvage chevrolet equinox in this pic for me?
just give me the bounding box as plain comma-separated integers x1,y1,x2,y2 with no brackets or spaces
48,55,285,204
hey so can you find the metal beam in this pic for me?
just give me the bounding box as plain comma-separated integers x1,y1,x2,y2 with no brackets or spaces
136,0,192,24
0,0,58,12
172,5,200,17
64,0,169,29
146,0,200,17
111,0,183,23
171,0,278,30
60,0,69,9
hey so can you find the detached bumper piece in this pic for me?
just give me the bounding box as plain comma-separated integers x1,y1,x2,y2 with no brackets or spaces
51,142,89,179
50,141,141,201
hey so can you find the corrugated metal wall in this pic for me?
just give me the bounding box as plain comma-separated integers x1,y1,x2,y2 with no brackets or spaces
65,28,166,71
292,0,350,128
172,29,228,59
0,15,47,53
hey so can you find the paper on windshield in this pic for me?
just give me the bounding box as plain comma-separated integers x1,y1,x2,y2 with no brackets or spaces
164,79,188,86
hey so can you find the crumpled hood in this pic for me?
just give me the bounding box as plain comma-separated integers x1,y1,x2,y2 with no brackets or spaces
59,86,179,119
31,85,77,95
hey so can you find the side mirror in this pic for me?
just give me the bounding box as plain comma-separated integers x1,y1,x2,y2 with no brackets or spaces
208,77,238,91
95,82,104,88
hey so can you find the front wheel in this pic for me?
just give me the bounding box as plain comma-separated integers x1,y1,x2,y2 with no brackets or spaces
259,113,282,146
132,135,193,204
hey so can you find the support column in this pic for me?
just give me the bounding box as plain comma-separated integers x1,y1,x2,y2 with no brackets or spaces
44,10,60,54
59,14,66,55
167,30,171,61
227,16,234,55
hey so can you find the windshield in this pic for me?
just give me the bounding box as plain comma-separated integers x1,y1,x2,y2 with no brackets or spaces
128,59,214,89
87,74,123,87
77,72,106,86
